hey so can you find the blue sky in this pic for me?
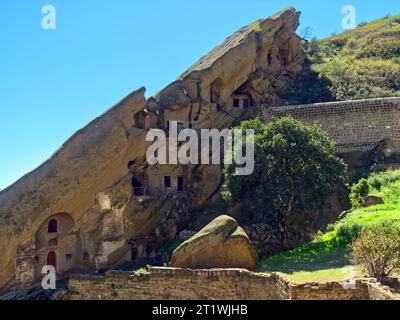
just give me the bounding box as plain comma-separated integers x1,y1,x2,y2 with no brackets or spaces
0,0,399,190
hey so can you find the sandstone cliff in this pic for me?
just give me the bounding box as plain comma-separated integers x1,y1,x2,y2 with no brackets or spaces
0,7,304,289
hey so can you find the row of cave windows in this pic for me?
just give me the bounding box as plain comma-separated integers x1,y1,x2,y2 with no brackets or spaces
268,53,288,66
130,244,156,262
132,176,184,196
34,251,90,267
233,98,251,109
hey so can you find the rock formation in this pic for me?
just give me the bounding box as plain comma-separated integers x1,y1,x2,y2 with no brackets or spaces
0,7,304,290
171,215,258,270
364,195,384,207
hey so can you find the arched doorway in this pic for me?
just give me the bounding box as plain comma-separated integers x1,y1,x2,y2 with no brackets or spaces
47,251,57,269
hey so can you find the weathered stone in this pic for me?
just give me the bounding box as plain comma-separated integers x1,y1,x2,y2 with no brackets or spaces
0,7,304,289
364,195,384,207
66,267,400,300
171,215,258,270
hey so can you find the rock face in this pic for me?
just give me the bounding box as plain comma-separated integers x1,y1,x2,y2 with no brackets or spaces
364,195,384,207
0,7,304,290
171,215,258,270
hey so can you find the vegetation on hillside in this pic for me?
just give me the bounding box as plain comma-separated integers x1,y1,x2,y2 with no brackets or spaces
259,169,400,283
349,224,400,281
222,117,347,235
281,13,400,105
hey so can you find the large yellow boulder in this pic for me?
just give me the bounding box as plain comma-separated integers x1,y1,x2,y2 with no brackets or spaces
171,215,258,270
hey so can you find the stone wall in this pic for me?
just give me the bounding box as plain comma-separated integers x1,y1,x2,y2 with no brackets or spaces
67,267,400,300
260,97,400,153
284,279,399,300
15,241,35,285
68,267,290,300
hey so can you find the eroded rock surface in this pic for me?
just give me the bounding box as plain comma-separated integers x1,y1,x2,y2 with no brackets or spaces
0,7,304,290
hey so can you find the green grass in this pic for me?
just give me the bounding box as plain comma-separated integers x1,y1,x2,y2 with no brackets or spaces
135,267,147,273
258,169,400,283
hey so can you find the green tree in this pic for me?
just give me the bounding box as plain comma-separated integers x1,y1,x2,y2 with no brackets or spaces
223,117,347,238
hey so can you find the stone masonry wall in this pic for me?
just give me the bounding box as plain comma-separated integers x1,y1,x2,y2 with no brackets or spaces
67,267,400,300
260,97,400,153
68,267,290,300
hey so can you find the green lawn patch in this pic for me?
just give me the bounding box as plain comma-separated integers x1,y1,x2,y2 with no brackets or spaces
258,169,400,283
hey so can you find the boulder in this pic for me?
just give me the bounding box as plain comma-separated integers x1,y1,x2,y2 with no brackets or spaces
171,215,258,270
364,195,384,207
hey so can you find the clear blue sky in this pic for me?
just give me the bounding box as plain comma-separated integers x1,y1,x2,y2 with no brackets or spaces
0,0,399,190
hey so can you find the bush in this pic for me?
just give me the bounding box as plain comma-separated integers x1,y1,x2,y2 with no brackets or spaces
349,224,400,281
336,223,363,244
350,178,371,207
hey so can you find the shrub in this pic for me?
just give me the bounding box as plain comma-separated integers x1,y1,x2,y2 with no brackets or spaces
350,178,370,207
336,223,363,245
368,169,400,191
251,21,261,32
349,224,400,281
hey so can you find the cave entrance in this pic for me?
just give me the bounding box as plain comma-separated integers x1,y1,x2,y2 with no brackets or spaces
177,176,184,192
146,244,155,264
47,251,57,269
131,177,145,196
131,247,138,261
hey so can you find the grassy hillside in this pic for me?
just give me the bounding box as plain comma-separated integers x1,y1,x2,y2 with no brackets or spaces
258,169,400,283
281,13,400,105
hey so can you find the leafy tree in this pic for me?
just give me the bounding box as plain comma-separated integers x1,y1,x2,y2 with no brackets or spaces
223,117,347,238
349,224,400,282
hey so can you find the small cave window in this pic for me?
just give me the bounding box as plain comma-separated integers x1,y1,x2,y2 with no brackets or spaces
132,177,145,196
34,256,39,264
131,247,138,261
83,252,90,261
164,176,171,188
267,53,272,65
282,57,288,66
49,239,58,247
177,176,184,192
48,219,58,233
66,253,72,261
127,160,135,169
146,244,154,260
233,99,240,108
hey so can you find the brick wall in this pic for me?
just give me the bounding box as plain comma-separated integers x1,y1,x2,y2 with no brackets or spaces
67,267,400,300
260,97,400,153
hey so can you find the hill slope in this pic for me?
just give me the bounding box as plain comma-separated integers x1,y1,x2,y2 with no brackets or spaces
281,13,400,105
259,169,400,283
